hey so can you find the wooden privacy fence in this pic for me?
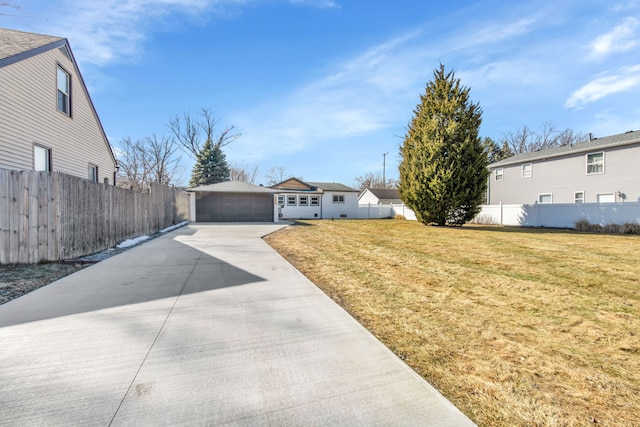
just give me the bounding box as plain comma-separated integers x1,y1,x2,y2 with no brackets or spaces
0,170,191,264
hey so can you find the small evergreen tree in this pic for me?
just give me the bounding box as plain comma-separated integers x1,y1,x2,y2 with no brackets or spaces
399,64,489,226
189,139,230,187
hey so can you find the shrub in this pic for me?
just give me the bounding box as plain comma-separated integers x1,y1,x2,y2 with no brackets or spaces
620,223,640,235
589,223,603,233
603,224,621,234
473,214,498,225
575,219,591,232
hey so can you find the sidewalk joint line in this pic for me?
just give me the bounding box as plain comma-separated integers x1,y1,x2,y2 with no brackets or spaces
107,251,202,426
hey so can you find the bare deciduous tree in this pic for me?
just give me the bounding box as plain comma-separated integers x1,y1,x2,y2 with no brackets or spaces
264,166,289,186
230,163,259,184
353,172,397,192
116,135,183,192
503,122,587,154
167,108,240,160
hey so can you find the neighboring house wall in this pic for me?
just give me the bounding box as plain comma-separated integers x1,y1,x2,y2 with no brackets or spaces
320,191,359,219
489,138,640,205
358,188,402,205
0,34,116,183
278,193,322,219
358,189,382,205
273,179,359,219
278,191,359,219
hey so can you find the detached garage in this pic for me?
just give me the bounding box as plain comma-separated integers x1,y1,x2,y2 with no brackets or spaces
188,181,277,223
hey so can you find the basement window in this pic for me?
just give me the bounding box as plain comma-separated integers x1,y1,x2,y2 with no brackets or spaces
538,193,552,204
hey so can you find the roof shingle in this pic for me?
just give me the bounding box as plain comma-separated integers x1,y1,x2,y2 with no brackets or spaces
490,130,640,168
0,28,64,64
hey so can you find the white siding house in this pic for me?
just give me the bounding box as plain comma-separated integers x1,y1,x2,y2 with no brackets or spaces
271,178,359,219
358,188,402,205
488,130,640,205
0,28,117,183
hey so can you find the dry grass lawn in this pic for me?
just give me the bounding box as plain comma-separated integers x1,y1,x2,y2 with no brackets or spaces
264,219,640,427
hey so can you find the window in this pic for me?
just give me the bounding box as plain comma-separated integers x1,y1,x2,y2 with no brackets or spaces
574,191,584,203
495,168,503,181
88,164,98,182
597,193,615,203
277,195,285,207
287,195,297,206
310,196,320,206
299,195,308,206
586,152,604,175
34,145,51,171
333,194,345,203
57,66,71,116
538,193,552,204
522,163,532,178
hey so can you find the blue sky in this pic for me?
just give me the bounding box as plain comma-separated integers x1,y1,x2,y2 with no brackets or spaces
3,0,640,186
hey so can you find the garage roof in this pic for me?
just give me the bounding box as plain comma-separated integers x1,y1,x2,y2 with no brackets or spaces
188,181,277,193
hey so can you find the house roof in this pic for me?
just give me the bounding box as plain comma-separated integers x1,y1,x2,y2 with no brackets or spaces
490,130,640,168
361,188,401,201
307,182,358,192
0,28,117,169
188,180,277,193
270,178,357,192
0,28,66,67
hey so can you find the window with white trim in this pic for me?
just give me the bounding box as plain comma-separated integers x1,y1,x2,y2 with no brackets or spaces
277,195,285,206
597,193,615,203
574,191,584,203
586,152,604,175
34,144,51,171
495,168,503,181
287,195,297,206
310,196,319,206
299,195,308,206
57,66,71,116
333,194,345,203
538,193,552,204
522,163,532,178
88,164,98,182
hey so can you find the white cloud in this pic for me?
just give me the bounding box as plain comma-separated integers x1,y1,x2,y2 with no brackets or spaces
588,16,640,59
43,0,335,67
289,0,339,8
45,0,228,66
565,65,640,108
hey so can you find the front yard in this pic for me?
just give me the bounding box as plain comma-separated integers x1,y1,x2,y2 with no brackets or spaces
264,220,640,427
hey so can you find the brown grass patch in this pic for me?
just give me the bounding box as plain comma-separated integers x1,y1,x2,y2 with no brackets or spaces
264,220,640,427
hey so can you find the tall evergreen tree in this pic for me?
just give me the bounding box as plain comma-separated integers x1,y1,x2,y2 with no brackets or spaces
399,64,489,226
189,139,230,187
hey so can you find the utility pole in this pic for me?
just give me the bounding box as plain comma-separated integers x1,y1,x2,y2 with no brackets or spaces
383,152,388,188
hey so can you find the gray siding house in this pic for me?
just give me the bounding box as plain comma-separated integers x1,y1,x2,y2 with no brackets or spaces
488,130,640,205
0,28,117,183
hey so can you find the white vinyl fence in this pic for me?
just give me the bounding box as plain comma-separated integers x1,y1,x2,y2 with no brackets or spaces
358,203,417,221
473,202,640,228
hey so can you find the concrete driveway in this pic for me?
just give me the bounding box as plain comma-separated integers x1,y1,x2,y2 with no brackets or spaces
0,223,474,426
